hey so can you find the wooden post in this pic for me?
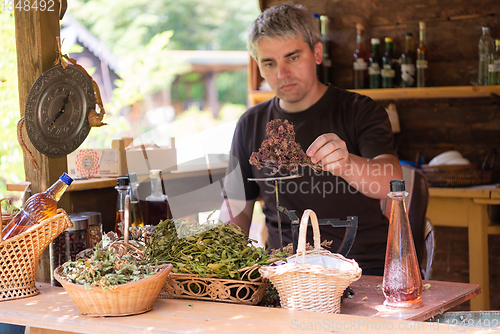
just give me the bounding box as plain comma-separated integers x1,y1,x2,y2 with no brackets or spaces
14,5,68,283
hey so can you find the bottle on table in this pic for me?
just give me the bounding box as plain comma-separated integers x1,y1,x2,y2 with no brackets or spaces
145,169,172,226
416,21,428,87
319,15,332,84
353,23,369,89
488,39,500,85
478,26,494,85
2,173,73,240
401,33,416,88
381,37,396,88
114,176,130,236
369,38,382,89
128,172,145,228
382,180,423,309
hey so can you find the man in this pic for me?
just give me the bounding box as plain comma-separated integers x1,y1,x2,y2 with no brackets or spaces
220,3,402,275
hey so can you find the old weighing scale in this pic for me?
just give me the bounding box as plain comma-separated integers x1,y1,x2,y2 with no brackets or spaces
248,174,358,256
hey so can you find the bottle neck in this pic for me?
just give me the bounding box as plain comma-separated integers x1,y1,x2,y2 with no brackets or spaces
419,28,426,45
372,43,380,57
385,42,393,56
45,179,70,202
388,191,409,200
405,37,413,52
356,31,365,51
151,177,164,196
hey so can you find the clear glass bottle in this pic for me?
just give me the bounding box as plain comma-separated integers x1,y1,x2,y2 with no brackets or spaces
416,21,428,87
382,37,396,88
2,173,73,240
383,180,423,308
353,23,369,89
479,27,494,85
114,176,130,236
319,15,332,84
488,39,500,86
369,38,382,89
401,33,416,88
145,169,172,226
128,172,145,227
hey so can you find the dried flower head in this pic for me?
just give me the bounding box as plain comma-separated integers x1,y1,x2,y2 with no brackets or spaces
249,119,322,174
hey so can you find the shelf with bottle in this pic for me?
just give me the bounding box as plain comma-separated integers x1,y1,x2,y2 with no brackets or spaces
248,85,500,106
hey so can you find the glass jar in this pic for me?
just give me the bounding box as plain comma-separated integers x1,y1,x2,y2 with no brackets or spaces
80,211,102,249
50,214,90,286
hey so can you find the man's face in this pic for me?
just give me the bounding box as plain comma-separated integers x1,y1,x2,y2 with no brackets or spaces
256,36,322,111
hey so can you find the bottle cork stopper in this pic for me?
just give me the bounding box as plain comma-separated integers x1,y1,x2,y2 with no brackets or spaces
356,23,365,31
419,21,425,29
496,39,500,46
385,37,393,43
150,169,161,178
371,38,380,44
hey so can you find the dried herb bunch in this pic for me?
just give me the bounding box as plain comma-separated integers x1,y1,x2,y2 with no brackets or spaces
143,214,284,280
58,236,158,291
249,119,322,174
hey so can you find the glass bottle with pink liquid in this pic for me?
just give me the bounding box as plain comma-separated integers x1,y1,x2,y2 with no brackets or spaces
382,180,423,308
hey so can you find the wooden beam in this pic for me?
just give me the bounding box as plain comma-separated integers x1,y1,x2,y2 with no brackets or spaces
14,5,67,283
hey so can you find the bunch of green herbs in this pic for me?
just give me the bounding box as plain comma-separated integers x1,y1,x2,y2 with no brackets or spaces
59,236,158,291
143,215,283,280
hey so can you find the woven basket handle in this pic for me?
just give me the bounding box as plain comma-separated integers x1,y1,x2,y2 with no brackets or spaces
296,209,321,264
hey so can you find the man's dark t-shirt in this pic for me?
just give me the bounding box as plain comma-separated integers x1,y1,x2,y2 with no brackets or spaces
224,85,398,270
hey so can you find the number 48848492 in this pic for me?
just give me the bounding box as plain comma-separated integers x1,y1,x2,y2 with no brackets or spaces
2,0,55,12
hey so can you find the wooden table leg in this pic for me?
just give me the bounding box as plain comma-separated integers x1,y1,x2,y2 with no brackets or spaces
468,200,490,311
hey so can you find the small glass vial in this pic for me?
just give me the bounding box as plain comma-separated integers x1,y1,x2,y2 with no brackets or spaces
146,169,172,226
80,211,102,248
128,173,145,227
382,180,423,308
114,177,131,236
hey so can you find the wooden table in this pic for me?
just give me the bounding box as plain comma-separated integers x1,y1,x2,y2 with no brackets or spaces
0,276,481,334
427,185,500,311
343,275,480,321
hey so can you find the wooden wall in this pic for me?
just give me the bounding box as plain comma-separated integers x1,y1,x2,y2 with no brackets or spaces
258,0,500,181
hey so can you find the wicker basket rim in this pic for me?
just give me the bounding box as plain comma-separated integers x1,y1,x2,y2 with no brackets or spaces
0,209,71,245
54,263,173,292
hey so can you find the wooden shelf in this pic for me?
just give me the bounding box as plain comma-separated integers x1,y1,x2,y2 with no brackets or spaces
248,85,500,106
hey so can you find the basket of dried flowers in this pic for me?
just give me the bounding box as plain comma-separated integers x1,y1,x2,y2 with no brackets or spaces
144,217,283,305
53,239,173,317
0,209,72,301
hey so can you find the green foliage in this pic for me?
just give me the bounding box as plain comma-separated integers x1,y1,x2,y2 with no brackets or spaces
69,0,260,55
0,12,23,201
216,70,247,105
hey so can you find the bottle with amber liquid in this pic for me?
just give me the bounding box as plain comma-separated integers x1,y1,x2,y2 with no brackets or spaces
401,33,416,87
353,23,369,89
382,180,423,308
127,173,144,227
145,169,172,226
2,173,73,240
114,176,130,236
416,21,428,87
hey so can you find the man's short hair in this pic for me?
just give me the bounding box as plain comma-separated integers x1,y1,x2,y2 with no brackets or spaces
247,3,321,60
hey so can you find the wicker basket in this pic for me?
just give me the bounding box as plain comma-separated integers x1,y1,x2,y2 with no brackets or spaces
421,163,492,187
160,263,268,305
0,209,72,301
54,263,173,316
259,209,362,314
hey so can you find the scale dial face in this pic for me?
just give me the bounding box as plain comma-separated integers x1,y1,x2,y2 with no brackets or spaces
25,64,94,157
